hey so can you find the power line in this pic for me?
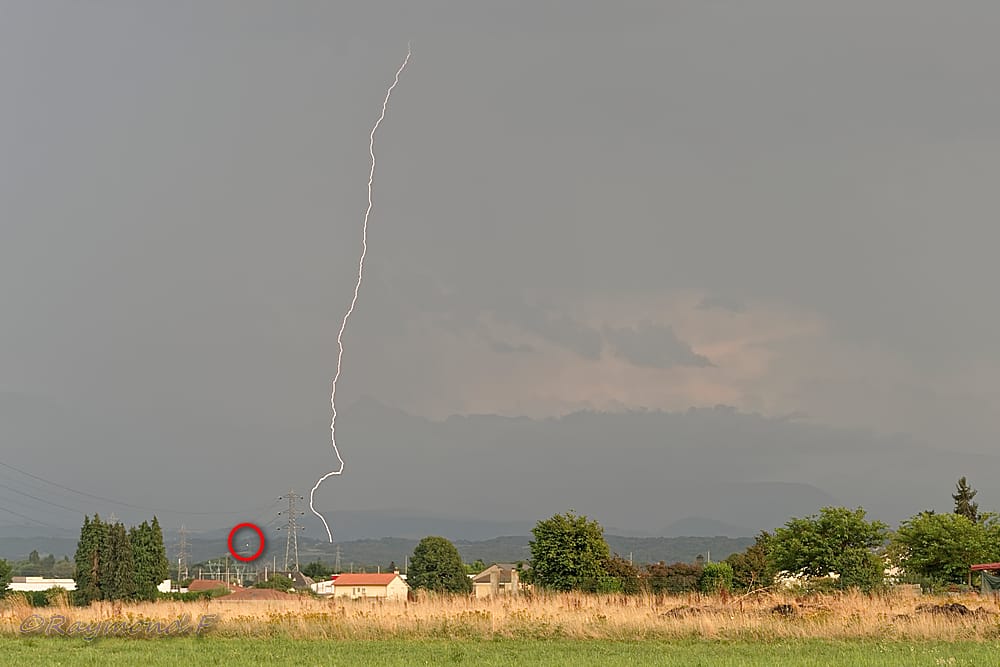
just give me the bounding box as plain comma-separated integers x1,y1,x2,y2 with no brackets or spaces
0,488,78,527
0,505,62,529
250,501,283,527
0,459,274,516
0,481,86,516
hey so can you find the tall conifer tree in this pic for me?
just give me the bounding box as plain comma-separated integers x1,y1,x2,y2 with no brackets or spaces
100,522,135,601
953,477,980,523
130,517,169,600
149,517,170,590
73,514,107,604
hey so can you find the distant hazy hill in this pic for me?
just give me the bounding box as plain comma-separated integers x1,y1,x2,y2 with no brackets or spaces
282,534,754,571
661,517,752,538
0,536,78,562
6,393,998,543
0,527,752,571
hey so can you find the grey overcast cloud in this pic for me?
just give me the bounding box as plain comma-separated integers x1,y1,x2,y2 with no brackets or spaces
3,1,1000,537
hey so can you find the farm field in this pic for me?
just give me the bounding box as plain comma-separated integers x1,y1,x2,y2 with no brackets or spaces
4,591,1000,665
2,637,999,666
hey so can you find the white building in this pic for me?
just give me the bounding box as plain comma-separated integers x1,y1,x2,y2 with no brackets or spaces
9,576,77,592
310,578,336,596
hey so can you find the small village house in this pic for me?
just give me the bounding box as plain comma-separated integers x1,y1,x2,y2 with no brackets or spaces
330,572,409,601
471,563,525,598
310,576,336,596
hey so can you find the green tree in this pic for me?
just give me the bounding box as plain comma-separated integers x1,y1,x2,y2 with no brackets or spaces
529,511,611,592
144,517,170,597
100,522,135,601
603,555,641,594
408,536,472,594
41,553,56,576
52,557,74,579
953,477,980,523
0,558,11,596
725,531,776,591
302,561,333,579
20,549,42,576
130,522,151,599
699,562,734,594
464,559,488,575
74,514,108,605
130,518,169,601
770,506,888,592
150,518,169,584
835,547,886,592
892,511,995,584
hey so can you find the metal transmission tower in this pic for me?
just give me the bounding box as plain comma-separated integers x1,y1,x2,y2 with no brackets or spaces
276,490,304,572
176,525,190,581
334,544,342,573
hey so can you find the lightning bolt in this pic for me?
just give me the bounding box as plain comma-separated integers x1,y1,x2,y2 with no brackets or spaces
310,44,412,543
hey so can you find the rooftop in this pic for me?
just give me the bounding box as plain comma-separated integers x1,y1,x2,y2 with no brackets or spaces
333,573,403,586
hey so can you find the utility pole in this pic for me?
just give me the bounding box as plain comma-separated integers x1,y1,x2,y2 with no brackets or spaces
276,490,304,572
334,544,342,573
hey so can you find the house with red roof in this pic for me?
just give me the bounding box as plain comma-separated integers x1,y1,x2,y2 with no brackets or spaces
330,572,409,601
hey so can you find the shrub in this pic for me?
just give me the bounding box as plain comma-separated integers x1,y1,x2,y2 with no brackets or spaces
255,574,294,591
699,562,734,594
158,587,231,602
645,562,704,594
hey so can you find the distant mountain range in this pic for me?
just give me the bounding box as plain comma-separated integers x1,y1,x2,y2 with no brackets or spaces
661,517,753,538
3,393,993,549
0,507,758,565
0,526,752,571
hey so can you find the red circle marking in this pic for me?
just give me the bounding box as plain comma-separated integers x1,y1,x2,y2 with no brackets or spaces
228,522,265,562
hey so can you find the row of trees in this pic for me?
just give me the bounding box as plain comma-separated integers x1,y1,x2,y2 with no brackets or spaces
742,477,1000,592
399,514,742,595
523,511,735,594
1,550,75,579
722,478,1000,592
0,552,75,607
515,477,998,595
3,477,988,601
73,514,170,604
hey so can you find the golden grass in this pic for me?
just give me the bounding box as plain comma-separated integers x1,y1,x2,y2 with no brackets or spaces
4,590,1000,641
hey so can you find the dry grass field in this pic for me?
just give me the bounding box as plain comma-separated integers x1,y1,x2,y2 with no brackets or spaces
4,589,1000,642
